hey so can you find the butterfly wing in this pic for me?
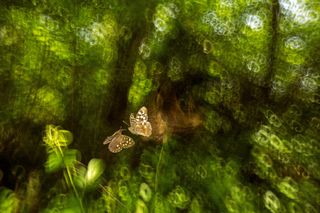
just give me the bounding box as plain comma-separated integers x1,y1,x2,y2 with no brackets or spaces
120,135,135,149
128,106,152,137
136,106,148,122
128,113,137,134
128,113,138,135
128,122,152,137
144,122,152,137
129,113,136,126
108,134,123,153
108,135,135,153
103,135,113,144
103,129,123,145
134,122,152,137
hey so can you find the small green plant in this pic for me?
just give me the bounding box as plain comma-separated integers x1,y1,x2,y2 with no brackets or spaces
43,125,105,212
0,188,19,213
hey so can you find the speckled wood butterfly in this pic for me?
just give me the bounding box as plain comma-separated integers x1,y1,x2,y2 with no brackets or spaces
103,129,135,153
128,106,152,137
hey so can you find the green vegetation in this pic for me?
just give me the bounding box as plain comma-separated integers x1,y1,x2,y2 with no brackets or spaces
0,0,319,212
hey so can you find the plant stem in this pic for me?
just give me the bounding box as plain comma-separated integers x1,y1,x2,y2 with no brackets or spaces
56,145,85,212
100,184,129,212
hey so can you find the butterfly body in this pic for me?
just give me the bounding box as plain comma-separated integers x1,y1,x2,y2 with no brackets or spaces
128,106,152,137
103,129,135,153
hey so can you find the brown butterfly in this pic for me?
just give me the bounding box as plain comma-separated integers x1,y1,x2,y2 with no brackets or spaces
103,129,135,153
128,106,152,137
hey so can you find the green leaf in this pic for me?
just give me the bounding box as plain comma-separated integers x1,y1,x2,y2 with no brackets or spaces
45,149,80,173
63,149,80,168
73,165,87,189
45,151,64,173
85,158,105,188
0,188,19,212
58,130,73,146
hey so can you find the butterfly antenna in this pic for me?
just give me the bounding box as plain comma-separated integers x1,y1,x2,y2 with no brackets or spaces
122,120,129,126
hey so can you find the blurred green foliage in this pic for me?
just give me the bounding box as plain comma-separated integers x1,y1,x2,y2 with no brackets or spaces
0,0,319,212
0,188,19,212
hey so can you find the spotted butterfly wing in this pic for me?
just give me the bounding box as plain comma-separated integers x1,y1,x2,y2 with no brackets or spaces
129,120,152,137
103,129,135,153
108,135,135,153
128,106,152,137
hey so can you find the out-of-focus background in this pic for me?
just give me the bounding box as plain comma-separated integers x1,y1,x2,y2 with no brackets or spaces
0,0,319,212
